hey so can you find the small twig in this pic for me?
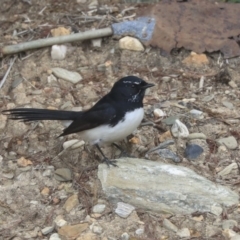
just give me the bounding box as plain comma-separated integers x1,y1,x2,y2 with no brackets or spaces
0,57,17,89
121,6,137,16
22,76,37,89
1,28,112,55
38,6,47,15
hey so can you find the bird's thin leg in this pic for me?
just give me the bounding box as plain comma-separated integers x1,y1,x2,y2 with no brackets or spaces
112,143,133,158
95,144,117,167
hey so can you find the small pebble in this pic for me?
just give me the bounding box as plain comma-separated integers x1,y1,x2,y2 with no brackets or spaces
161,76,171,81
63,194,79,212
3,172,14,179
51,45,67,60
202,94,214,102
121,232,129,240
92,225,103,234
54,168,72,182
42,169,52,177
49,233,61,240
228,80,237,88
189,109,203,119
135,228,144,235
163,218,178,233
222,219,238,230
63,139,85,150
158,149,180,163
52,67,82,84
119,36,144,52
188,133,207,140
162,116,179,125
218,163,237,177
222,100,234,109
41,187,50,196
115,202,135,218
92,204,106,214
184,143,203,160
217,136,238,150
171,119,189,138
41,226,55,235
91,38,102,47
222,229,237,239
176,228,191,238
154,108,166,118
54,217,67,227
47,74,57,83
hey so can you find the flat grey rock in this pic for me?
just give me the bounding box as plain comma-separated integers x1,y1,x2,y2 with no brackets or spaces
98,158,238,215
52,67,82,84
217,136,238,150
54,168,72,182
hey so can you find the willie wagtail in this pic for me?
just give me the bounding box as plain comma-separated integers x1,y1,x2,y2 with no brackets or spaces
2,76,154,166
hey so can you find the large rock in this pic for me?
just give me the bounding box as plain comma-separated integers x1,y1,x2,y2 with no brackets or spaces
98,158,238,215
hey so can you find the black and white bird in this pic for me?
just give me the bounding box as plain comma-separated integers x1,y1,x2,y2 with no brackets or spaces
2,76,154,166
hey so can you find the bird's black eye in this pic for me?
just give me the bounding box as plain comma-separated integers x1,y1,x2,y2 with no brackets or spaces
131,84,135,88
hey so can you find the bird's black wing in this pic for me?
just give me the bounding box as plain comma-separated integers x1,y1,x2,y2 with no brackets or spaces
59,102,116,137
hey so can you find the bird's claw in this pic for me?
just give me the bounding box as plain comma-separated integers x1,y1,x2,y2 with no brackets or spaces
103,158,118,167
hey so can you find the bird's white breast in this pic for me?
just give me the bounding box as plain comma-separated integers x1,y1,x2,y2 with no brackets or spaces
80,108,144,145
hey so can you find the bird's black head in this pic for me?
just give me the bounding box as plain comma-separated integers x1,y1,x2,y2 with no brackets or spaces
110,76,155,103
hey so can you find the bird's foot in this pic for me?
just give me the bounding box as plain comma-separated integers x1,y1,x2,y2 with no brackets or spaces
119,151,135,158
102,158,118,167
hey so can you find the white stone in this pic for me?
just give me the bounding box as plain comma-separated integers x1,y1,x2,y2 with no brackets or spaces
54,218,67,227
218,163,238,177
121,232,130,240
49,233,61,240
91,224,103,234
190,109,203,119
47,74,57,83
91,38,102,47
92,204,106,213
135,228,144,235
217,136,238,150
177,228,191,238
222,229,237,239
154,108,166,118
63,139,85,149
163,219,178,232
41,226,54,235
51,45,67,60
52,67,82,84
98,158,239,215
115,202,135,218
171,119,189,138
119,36,144,52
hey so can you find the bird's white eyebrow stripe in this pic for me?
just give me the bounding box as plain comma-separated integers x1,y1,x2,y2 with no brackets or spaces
123,81,140,84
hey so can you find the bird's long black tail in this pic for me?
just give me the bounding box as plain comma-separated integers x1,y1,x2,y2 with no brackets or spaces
2,108,80,122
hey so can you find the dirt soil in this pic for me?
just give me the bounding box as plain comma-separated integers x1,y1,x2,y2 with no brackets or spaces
0,1,240,240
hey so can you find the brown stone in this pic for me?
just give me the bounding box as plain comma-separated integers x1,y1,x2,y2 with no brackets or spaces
58,223,88,240
51,27,71,37
182,52,209,66
158,131,172,142
63,194,79,212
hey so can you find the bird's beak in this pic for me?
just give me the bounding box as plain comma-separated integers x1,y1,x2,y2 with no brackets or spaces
141,83,155,89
